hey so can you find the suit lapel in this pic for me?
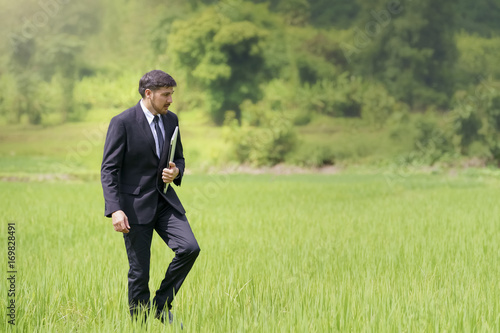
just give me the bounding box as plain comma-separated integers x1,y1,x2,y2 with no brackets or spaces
134,103,158,158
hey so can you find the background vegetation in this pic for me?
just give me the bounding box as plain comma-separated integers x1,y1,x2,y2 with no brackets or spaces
1,0,500,172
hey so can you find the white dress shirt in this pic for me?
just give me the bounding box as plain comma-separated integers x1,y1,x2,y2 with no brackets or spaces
140,99,165,158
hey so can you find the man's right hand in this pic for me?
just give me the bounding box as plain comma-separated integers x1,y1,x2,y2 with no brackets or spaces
112,210,130,233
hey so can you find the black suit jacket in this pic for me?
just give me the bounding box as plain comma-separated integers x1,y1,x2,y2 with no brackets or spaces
101,101,186,224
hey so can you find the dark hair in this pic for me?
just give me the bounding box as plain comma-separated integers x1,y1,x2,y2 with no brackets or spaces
138,70,177,98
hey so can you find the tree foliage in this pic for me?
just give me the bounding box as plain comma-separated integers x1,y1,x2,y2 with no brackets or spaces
1,0,499,167
352,0,458,109
168,3,277,125
452,80,500,163
3,0,102,124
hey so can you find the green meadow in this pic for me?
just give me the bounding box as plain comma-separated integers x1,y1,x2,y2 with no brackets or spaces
1,114,500,332
1,172,500,332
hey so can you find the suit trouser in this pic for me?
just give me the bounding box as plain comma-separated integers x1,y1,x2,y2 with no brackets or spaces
123,197,200,318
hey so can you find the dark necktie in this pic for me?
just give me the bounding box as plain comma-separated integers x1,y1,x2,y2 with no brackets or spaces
153,116,164,157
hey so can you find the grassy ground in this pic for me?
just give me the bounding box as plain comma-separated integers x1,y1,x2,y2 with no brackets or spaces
1,113,499,331
1,173,499,332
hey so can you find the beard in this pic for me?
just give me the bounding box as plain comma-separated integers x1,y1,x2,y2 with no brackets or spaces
151,95,170,115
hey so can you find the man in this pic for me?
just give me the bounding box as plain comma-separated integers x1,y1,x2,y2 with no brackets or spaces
101,70,200,323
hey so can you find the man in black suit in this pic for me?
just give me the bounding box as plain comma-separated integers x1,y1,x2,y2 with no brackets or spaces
101,70,200,323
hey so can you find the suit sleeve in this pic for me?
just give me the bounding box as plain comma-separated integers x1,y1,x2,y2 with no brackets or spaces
101,117,126,217
173,120,185,187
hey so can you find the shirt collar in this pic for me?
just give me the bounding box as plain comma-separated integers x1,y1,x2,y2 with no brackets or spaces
140,99,157,124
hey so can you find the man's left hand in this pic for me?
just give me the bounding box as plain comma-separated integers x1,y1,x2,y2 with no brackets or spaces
162,162,179,183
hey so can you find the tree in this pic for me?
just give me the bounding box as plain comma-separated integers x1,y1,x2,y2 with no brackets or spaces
452,79,500,163
168,2,276,124
9,37,41,124
355,0,458,109
5,0,101,124
276,0,310,26
309,0,360,28
456,0,500,37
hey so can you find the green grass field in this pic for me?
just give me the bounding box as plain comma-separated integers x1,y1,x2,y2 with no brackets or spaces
1,173,499,332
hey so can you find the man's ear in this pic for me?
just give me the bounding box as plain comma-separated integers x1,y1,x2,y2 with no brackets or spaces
145,88,152,98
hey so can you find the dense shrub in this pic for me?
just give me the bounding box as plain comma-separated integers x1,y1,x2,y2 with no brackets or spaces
224,101,297,166
285,143,335,167
455,33,500,88
451,79,500,164
412,117,454,165
302,74,401,126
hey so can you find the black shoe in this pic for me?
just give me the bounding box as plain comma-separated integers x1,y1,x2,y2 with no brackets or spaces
155,309,173,324
156,310,183,329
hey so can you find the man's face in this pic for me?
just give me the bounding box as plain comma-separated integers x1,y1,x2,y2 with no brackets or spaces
145,86,174,115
